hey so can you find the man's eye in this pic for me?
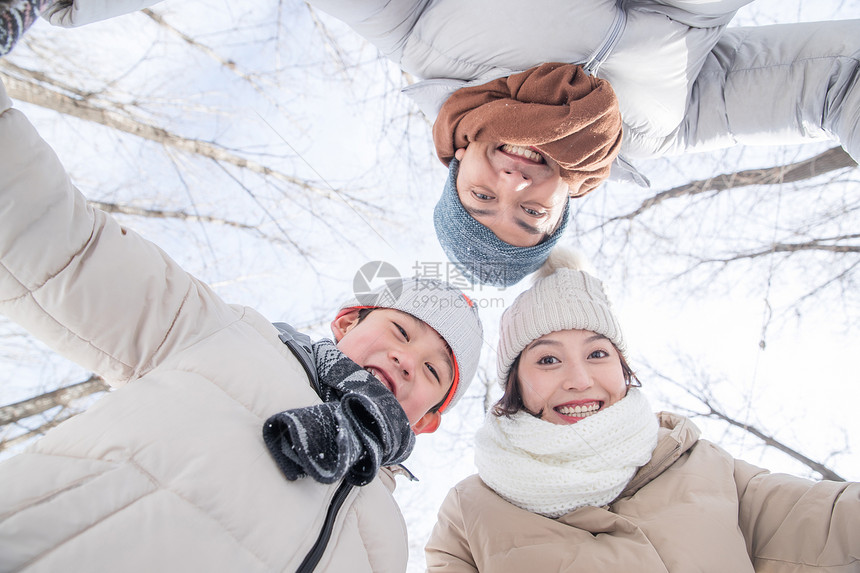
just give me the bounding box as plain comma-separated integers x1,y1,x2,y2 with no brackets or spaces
395,323,409,341
472,189,493,201
522,206,544,217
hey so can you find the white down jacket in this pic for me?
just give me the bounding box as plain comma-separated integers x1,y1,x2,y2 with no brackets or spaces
38,0,860,182
308,0,860,182
0,80,408,573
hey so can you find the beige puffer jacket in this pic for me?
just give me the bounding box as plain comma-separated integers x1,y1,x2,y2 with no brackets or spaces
426,412,860,572
0,80,408,573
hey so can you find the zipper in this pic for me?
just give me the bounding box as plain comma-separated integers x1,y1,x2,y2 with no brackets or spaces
272,323,351,572
296,479,354,573
582,0,628,76
274,322,322,395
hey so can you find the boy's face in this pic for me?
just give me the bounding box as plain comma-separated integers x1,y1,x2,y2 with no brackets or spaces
333,308,455,425
454,142,569,247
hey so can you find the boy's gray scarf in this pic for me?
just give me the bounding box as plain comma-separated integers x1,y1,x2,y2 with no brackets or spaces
263,338,415,486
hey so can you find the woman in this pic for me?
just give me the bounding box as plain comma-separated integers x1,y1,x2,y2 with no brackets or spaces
425,248,859,572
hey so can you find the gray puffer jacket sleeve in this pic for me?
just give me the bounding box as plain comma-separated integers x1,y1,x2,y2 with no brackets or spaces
663,19,860,160
310,0,860,165
42,0,163,27
305,0,430,62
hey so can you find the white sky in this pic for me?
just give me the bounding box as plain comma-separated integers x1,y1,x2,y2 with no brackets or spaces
1,2,858,572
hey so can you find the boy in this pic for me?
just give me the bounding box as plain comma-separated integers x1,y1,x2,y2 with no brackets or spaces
0,75,483,572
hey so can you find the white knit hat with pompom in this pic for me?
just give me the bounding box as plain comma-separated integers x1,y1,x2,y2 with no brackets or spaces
496,247,625,382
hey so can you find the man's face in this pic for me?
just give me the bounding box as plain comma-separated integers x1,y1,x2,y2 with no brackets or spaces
455,142,569,247
333,308,454,425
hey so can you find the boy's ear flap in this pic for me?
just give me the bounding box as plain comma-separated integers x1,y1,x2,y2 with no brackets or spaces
412,411,441,435
331,308,361,342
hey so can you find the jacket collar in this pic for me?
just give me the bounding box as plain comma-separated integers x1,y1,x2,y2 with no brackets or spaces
619,412,701,498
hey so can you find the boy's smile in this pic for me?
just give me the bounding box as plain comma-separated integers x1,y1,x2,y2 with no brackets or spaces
364,366,395,394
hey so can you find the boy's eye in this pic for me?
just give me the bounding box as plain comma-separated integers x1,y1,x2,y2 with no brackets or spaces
588,349,609,359
472,189,493,201
522,206,544,217
394,323,409,341
537,356,559,365
426,363,440,383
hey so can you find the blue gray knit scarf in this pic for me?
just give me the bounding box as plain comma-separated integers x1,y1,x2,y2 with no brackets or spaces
263,338,415,486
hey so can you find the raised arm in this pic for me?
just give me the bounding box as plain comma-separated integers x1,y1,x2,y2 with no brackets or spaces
305,0,429,63
735,459,860,570
637,0,751,26
41,0,163,27
666,19,860,161
0,79,239,386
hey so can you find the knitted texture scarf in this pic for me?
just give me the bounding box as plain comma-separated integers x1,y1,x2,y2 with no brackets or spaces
475,388,658,518
0,0,51,56
432,62,623,197
263,339,415,486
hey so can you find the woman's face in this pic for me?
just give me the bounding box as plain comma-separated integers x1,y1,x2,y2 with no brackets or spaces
516,329,627,425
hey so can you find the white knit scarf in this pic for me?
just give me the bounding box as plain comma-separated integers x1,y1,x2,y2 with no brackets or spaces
475,388,659,518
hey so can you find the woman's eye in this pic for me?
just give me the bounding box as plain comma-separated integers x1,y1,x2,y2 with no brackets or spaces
472,190,493,201
537,356,559,365
588,349,609,359
395,323,409,341
522,206,544,217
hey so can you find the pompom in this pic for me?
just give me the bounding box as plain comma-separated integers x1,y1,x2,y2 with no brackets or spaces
533,247,595,281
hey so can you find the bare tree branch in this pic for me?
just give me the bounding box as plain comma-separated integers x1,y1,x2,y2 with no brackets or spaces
702,402,845,482
0,374,108,426
478,367,495,415
304,4,353,79
0,68,346,200
0,411,77,453
697,235,860,263
141,9,240,73
648,367,846,481
605,147,857,224
139,7,301,124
